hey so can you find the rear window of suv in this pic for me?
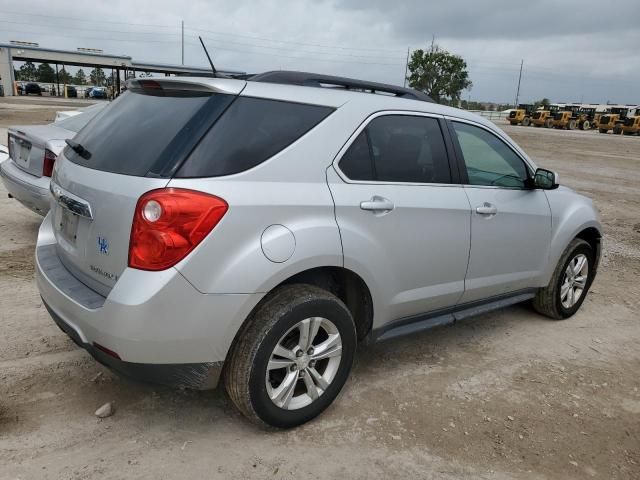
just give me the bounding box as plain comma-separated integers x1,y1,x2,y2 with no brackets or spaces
64,89,234,177
176,97,334,178
65,90,333,178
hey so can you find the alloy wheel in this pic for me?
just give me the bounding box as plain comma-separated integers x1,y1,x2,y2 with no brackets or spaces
560,253,589,309
266,317,342,410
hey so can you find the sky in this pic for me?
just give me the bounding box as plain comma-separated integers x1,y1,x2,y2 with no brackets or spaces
1,0,638,104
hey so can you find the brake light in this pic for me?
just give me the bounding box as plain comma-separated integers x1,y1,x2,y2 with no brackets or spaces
129,188,228,271
43,149,57,177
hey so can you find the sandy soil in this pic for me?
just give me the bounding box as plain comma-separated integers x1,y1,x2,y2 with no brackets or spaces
0,103,638,479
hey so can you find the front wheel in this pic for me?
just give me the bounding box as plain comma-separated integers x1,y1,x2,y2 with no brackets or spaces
522,117,531,127
225,284,356,428
533,239,595,319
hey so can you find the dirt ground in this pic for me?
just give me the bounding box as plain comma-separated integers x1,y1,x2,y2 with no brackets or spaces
0,100,638,480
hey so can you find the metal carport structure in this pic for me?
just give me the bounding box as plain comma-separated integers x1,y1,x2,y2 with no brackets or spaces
0,43,243,96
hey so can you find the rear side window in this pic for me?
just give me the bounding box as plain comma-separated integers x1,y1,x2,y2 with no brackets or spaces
176,97,333,178
64,89,233,177
339,115,452,184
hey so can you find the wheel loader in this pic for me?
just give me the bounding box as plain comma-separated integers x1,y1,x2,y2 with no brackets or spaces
508,104,535,126
576,107,598,130
620,108,640,135
598,107,632,134
531,104,560,128
552,105,583,130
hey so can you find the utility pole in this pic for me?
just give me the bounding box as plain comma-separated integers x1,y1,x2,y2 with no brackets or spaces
181,20,185,65
514,59,523,108
403,47,410,87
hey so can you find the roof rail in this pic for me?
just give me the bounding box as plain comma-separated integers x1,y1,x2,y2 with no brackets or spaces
250,70,434,103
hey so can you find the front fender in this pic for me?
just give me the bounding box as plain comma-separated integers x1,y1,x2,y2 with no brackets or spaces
542,187,602,284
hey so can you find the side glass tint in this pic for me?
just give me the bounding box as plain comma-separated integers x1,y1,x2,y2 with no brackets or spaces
339,115,451,184
452,122,529,188
338,131,374,181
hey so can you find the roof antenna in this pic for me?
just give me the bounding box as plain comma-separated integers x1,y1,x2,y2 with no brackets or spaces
198,36,217,76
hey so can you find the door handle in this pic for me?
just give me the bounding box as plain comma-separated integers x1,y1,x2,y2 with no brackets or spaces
360,196,395,213
475,203,497,215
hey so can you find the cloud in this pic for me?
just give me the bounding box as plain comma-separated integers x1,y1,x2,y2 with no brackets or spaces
1,0,638,103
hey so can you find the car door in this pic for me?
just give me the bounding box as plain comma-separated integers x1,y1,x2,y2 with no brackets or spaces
327,113,471,328
447,119,551,303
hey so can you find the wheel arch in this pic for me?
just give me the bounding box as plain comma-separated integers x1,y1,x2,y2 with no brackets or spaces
224,265,374,369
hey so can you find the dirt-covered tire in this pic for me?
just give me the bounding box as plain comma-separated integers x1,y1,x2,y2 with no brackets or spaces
533,239,595,320
224,284,356,428
599,128,608,134
544,119,553,128
522,117,531,127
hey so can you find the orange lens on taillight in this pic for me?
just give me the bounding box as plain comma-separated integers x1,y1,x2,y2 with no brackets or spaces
128,188,228,271
43,149,57,177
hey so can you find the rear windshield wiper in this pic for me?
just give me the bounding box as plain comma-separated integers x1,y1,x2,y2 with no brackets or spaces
65,139,92,160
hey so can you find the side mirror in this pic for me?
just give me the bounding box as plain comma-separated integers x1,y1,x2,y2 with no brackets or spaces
533,168,559,190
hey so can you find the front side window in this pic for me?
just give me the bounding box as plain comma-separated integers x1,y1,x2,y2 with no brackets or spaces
452,122,529,188
338,115,451,184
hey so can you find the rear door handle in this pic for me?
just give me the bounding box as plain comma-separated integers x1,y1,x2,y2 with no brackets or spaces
475,203,497,215
360,196,395,213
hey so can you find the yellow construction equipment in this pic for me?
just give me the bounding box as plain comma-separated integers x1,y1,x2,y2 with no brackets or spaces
531,104,560,128
508,104,535,126
598,107,631,134
621,108,640,135
552,105,583,130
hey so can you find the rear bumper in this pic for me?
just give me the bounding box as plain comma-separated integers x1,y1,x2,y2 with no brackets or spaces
0,158,50,215
44,300,224,389
36,213,264,390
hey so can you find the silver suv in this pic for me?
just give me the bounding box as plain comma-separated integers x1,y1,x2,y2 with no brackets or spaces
36,72,601,428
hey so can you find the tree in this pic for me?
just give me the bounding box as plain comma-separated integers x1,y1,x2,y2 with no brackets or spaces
19,61,37,81
90,67,106,86
533,98,550,110
36,63,55,83
407,45,472,105
58,67,72,84
74,68,87,85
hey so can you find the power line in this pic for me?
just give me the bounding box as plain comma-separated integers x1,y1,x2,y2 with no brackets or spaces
1,26,181,45
0,19,179,36
0,9,175,29
184,26,406,54
189,33,404,61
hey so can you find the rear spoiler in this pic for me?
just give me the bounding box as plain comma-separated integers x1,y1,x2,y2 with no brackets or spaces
126,77,246,96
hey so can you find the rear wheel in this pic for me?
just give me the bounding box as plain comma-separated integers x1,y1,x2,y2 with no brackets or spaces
533,239,594,320
544,119,553,128
225,284,356,428
568,119,577,130
599,128,608,134
521,117,531,127
613,124,623,135
581,120,590,130
509,121,518,126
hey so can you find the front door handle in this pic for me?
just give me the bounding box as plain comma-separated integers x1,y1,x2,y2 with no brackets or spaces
360,196,395,213
475,202,497,215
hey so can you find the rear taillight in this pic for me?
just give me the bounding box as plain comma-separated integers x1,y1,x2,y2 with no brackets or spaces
128,188,228,271
43,149,57,177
